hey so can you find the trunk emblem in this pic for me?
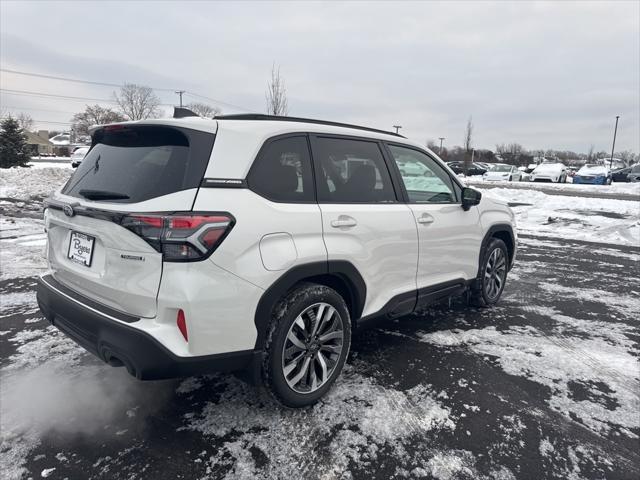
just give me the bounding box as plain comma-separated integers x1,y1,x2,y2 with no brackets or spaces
63,205,75,217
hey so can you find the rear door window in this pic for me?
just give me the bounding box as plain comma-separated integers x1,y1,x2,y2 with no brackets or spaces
62,126,214,203
247,135,314,202
312,137,396,203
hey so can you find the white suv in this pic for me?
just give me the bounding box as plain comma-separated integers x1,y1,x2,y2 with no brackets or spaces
37,113,516,407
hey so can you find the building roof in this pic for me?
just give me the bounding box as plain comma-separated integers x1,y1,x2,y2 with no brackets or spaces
24,131,52,147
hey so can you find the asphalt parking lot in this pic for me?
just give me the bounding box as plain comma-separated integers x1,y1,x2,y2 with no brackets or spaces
2,205,639,479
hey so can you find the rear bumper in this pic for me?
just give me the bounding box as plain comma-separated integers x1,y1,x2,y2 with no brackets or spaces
36,274,256,380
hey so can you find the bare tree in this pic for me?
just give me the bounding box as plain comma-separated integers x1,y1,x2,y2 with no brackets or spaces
114,83,161,120
265,63,289,116
587,144,595,161
16,112,34,131
463,116,473,174
186,102,221,118
71,105,126,137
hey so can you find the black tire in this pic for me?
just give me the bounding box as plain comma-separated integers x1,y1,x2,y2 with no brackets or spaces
262,282,351,408
470,238,509,307
508,175,513,182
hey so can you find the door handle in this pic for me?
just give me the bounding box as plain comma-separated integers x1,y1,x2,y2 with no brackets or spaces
331,216,357,228
417,214,435,225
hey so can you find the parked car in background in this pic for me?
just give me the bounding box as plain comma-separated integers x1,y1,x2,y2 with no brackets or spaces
530,163,567,183
627,164,640,182
36,113,516,407
567,166,578,177
524,163,538,174
397,159,429,176
483,164,522,182
447,161,488,176
518,166,532,182
70,146,90,167
611,166,632,182
573,164,612,185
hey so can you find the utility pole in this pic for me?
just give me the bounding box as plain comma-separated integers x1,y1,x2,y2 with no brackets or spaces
175,90,185,108
438,137,445,154
609,115,620,168
393,125,402,134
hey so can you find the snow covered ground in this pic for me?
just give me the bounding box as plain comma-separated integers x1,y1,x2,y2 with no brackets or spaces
1,166,639,479
464,176,640,196
484,188,640,246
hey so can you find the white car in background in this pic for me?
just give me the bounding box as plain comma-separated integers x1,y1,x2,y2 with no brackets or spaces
397,159,429,176
530,163,567,183
483,164,522,182
70,146,90,168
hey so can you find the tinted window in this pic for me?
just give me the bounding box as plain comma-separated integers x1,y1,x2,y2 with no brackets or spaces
248,136,314,202
62,126,214,203
313,137,396,203
388,145,458,203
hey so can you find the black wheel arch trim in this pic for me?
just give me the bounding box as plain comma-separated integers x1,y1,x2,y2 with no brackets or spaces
253,260,366,351
478,224,516,278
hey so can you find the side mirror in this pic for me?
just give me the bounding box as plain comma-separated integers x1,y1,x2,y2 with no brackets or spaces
461,187,482,211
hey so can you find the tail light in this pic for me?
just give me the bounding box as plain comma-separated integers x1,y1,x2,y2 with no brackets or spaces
120,213,234,261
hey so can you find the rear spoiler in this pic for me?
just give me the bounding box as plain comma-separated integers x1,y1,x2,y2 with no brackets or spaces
173,107,198,118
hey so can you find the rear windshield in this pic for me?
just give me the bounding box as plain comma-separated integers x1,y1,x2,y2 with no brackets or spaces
62,125,215,203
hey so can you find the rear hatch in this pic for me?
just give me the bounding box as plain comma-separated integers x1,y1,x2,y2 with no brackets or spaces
45,124,216,318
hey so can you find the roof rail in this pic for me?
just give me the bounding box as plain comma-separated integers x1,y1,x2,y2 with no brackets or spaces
214,114,405,138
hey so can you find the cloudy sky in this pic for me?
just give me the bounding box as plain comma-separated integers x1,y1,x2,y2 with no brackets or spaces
1,1,638,153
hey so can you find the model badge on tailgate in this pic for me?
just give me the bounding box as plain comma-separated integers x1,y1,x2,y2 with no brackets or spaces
121,254,145,261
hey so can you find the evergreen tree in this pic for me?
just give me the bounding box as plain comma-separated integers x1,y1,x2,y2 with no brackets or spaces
0,117,31,168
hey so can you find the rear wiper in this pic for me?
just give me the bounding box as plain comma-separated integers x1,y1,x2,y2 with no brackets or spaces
78,189,130,201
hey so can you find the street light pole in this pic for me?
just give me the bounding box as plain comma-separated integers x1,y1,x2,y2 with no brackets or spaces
609,115,620,168
175,90,185,108
438,137,445,155
393,125,402,134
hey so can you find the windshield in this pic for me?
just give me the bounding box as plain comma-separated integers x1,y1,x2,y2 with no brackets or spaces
577,165,607,175
62,125,215,203
490,164,512,172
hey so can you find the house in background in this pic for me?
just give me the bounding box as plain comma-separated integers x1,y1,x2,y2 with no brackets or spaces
25,130,54,156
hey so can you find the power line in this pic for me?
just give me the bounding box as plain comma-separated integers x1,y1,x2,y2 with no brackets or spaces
183,92,251,112
1,88,116,103
2,105,77,115
0,67,176,91
0,88,173,106
0,117,71,125
2,67,253,111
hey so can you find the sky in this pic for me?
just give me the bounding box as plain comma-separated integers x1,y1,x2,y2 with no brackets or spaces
1,0,638,154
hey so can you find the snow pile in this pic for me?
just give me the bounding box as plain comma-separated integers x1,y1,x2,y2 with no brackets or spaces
484,188,640,245
0,167,71,200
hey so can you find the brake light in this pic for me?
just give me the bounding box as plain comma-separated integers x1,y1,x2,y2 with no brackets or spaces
120,213,234,262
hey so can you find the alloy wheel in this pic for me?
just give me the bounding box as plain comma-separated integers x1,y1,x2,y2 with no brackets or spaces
281,302,345,394
484,248,507,300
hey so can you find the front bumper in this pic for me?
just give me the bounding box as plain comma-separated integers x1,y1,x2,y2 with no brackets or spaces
573,175,606,185
36,274,255,380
